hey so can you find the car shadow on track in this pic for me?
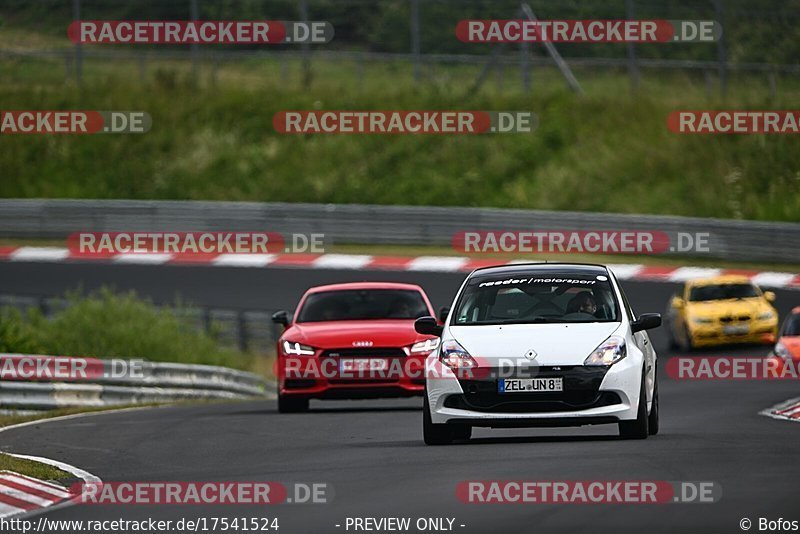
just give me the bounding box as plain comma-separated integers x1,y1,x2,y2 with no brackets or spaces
456,434,621,445
305,406,422,414
350,433,633,449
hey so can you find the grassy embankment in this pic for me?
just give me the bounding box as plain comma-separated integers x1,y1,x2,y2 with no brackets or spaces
0,29,799,222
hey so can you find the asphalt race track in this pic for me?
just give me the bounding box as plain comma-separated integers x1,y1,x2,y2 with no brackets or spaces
1,261,800,533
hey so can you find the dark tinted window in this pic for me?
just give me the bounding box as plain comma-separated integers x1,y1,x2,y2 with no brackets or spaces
297,289,429,322
781,315,800,337
688,283,759,302
452,273,620,325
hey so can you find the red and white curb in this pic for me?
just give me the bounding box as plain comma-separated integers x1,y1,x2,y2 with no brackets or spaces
0,418,103,519
0,470,75,518
760,397,800,423
1,246,799,288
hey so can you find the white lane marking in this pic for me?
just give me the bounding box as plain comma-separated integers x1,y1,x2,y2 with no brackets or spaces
0,474,71,498
112,253,173,264
312,254,373,270
212,254,277,267
607,264,645,280
751,272,797,288
407,256,469,272
667,267,722,282
10,247,70,262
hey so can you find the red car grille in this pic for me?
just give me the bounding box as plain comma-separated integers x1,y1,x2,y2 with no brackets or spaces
321,348,407,358
321,347,409,384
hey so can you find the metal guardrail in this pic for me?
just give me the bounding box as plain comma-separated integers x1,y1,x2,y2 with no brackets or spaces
0,199,799,263
0,354,272,410
5,48,800,74
0,294,281,354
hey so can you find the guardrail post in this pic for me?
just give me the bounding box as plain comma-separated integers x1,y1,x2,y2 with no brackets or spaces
38,297,50,317
138,53,147,82
410,0,421,83
64,54,73,82
625,0,640,94
203,307,212,335
72,0,82,85
713,0,727,99
768,67,777,101
189,0,200,82
298,0,312,88
520,41,531,92
238,311,249,352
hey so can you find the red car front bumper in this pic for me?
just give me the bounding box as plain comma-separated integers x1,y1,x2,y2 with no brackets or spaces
277,353,428,399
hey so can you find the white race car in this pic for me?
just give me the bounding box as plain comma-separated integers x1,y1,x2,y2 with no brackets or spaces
415,263,661,445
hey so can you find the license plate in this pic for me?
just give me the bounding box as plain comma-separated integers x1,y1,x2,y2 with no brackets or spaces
339,358,388,372
499,378,563,393
723,325,749,335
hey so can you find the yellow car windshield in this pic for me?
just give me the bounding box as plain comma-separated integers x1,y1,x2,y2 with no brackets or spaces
688,284,759,302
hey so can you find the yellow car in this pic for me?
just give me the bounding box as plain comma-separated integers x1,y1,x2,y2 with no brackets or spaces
665,275,778,350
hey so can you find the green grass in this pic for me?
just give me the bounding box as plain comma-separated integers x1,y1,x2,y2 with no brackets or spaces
0,288,254,370
1,32,800,221
0,452,71,481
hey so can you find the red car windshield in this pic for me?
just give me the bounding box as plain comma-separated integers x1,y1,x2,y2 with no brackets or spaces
297,289,429,322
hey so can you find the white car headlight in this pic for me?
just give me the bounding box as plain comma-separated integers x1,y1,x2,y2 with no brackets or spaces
282,340,316,356
584,335,627,366
439,339,478,369
410,337,440,353
757,311,775,321
692,317,714,324
774,341,789,360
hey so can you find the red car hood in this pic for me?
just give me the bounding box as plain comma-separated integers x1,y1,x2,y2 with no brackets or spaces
780,336,800,360
283,320,429,349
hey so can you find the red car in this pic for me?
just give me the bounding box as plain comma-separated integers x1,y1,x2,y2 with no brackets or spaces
771,306,800,375
271,282,443,412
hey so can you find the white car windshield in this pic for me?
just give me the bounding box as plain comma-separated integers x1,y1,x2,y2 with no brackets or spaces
452,273,621,325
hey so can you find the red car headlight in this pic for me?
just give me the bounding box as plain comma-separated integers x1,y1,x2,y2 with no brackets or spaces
282,340,316,356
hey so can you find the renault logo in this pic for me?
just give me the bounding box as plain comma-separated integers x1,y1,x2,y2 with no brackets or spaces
524,349,537,360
